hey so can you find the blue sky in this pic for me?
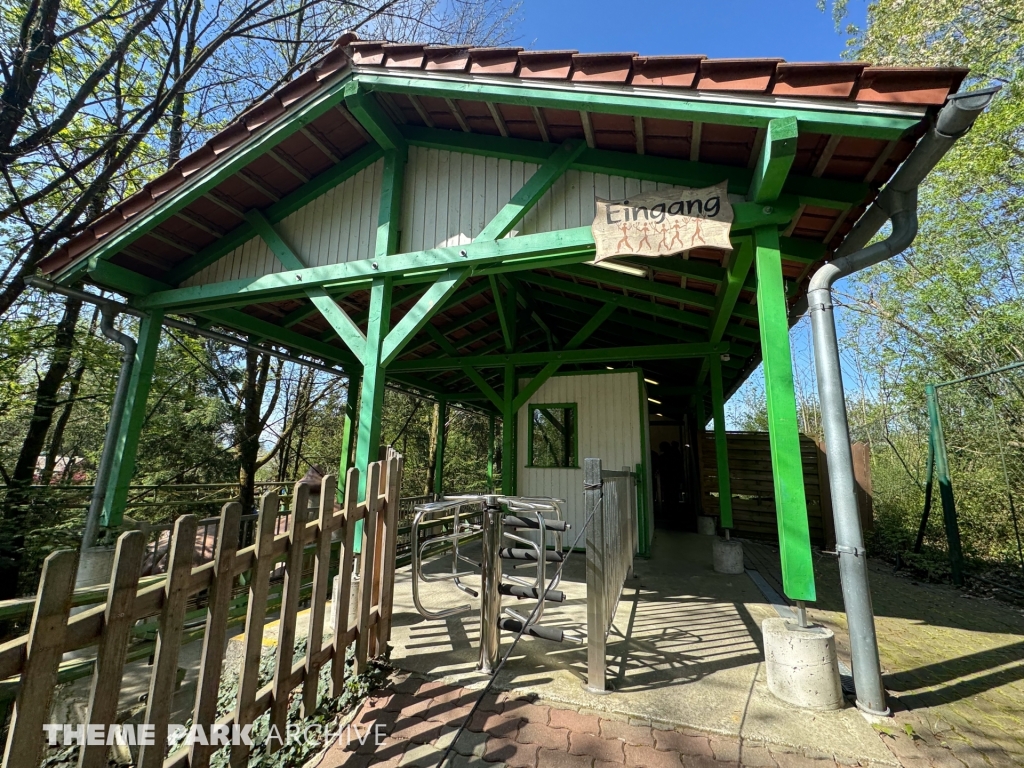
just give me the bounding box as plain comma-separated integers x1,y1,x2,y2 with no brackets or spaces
514,0,874,427
517,0,868,62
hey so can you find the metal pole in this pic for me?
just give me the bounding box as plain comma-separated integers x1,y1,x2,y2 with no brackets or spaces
584,458,607,692
927,385,964,585
479,495,502,674
81,306,136,550
808,276,889,715
487,414,495,493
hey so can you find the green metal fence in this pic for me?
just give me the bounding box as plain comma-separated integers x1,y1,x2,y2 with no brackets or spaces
919,361,1024,587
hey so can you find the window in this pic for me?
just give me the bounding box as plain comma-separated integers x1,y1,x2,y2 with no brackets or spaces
528,403,578,468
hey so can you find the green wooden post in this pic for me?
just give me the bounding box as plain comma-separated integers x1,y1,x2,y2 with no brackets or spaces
502,363,516,495
337,378,360,502
354,277,393,501
101,311,164,527
709,354,733,529
754,225,815,601
926,384,964,585
433,398,447,497
487,413,495,492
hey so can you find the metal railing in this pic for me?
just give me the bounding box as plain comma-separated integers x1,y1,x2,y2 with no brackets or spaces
584,457,637,693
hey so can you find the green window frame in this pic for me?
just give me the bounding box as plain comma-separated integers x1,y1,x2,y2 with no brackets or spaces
527,402,579,468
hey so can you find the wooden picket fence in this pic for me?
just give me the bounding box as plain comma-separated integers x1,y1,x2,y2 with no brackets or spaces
0,452,403,768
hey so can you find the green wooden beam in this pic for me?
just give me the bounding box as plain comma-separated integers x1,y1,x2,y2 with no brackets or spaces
391,341,726,372
512,302,615,412
557,263,758,321
375,149,406,260
399,124,869,211
698,237,757,384
337,379,359,499
362,73,920,139
344,87,406,152
710,354,733,529
100,311,164,527
518,270,761,343
427,325,503,409
381,267,470,366
56,72,374,286
500,274,559,349
502,363,516,495
754,225,815,602
201,308,358,367
245,209,368,364
489,276,515,353
748,116,799,204
88,261,172,295
354,277,392,501
163,144,383,286
477,139,586,241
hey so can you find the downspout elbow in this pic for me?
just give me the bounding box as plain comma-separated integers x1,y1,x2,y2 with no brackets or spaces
100,305,136,358
808,189,919,296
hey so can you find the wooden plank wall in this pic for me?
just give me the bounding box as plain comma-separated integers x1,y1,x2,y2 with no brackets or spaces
698,431,832,547
0,453,403,768
184,146,691,289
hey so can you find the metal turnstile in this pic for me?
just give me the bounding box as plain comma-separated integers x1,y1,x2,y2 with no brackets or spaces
410,494,581,673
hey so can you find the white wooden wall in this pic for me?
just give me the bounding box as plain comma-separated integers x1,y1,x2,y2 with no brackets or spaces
186,147,684,286
516,371,649,550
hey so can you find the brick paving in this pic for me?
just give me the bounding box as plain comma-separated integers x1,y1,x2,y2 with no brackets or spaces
743,542,1024,768
317,673,892,768
317,540,1024,768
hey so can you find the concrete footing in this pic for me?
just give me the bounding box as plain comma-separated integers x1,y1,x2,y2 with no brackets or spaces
697,515,717,536
712,538,744,574
763,617,844,711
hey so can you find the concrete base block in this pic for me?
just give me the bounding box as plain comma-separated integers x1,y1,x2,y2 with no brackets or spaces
713,538,744,574
697,515,717,536
763,617,844,711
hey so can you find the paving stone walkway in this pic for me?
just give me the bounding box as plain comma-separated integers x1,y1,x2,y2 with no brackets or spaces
317,672,876,768
743,542,1024,768
316,535,1024,768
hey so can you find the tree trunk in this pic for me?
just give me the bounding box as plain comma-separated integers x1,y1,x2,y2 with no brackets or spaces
425,401,440,497
237,348,268,513
0,295,82,599
40,305,99,485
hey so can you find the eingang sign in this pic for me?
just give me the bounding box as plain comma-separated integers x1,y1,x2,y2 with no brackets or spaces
591,181,733,262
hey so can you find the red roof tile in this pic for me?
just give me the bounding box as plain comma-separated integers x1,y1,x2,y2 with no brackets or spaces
571,53,636,84
37,32,970,280
519,51,576,80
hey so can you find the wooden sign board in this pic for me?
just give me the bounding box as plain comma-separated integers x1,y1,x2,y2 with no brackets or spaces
591,181,733,263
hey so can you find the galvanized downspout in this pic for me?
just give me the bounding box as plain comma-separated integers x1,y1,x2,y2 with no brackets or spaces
81,306,136,550
804,88,996,716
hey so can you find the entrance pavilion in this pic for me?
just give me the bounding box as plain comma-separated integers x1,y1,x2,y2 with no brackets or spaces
37,33,968,698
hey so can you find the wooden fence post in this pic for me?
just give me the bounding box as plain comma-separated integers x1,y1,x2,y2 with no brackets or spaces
269,482,311,748
189,503,242,768
231,490,280,768
330,467,360,698
355,461,381,673
138,515,198,768
3,550,78,768
79,532,146,768
378,454,403,649
303,474,337,717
